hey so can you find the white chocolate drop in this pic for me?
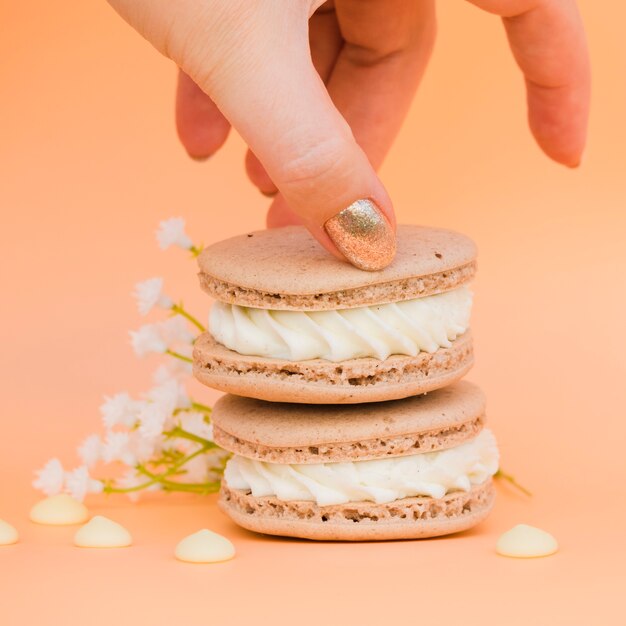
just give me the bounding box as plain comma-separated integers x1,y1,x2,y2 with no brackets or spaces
174,529,235,563
73,515,132,548
496,524,558,558
30,494,89,525
0,519,19,545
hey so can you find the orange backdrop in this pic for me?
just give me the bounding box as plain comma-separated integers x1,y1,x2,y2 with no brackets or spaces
1,1,625,624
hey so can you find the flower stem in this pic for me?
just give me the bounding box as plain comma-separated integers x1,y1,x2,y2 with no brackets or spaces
495,469,532,497
171,303,206,333
165,426,216,448
189,245,202,258
190,401,212,415
103,478,157,495
166,349,193,363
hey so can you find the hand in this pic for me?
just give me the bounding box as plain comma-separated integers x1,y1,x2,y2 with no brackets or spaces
107,0,590,271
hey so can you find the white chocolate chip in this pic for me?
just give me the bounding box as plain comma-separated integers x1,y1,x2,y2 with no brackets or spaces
73,516,132,548
29,494,90,526
174,529,235,563
496,524,558,558
0,519,19,545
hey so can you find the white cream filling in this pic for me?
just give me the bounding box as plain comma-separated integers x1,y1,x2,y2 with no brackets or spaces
209,285,472,362
224,429,498,507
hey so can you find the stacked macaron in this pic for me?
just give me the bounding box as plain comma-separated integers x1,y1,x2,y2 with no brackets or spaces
193,225,499,540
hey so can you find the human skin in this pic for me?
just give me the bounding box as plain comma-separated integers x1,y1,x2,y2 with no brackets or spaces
106,0,590,267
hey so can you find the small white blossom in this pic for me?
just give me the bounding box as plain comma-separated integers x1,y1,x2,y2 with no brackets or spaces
152,361,192,385
130,323,167,357
147,379,190,413
159,316,195,345
133,277,174,316
65,466,104,502
99,392,140,429
33,458,65,496
130,318,195,359
137,402,170,439
128,430,162,464
102,432,136,466
77,434,103,467
156,217,193,251
179,411,213,441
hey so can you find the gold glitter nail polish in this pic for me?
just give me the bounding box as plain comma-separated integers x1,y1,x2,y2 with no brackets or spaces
324,199,396,271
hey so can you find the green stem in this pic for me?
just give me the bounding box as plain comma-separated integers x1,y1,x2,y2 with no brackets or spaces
189,245,202,258
495,469,532,497
104,442,221,496
161,480,221,494
171,303,206,333
191,401,212,415
166,349,192,363
103,478,158,495
165,426,216,447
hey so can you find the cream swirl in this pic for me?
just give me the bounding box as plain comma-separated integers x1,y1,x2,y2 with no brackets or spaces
209,285,472,362
224,429,498,507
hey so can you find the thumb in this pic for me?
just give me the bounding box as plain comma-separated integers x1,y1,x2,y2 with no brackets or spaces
188,4,397,271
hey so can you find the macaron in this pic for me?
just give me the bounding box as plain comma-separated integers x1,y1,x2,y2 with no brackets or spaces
194,225,477,404
213,381,499,541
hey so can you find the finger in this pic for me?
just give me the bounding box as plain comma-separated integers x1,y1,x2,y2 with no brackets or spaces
245,150,278,196
467,0,590,167
267,194,306,228
189,3,396,270
330,0,437,169
246,4,343,198
175,70,231,160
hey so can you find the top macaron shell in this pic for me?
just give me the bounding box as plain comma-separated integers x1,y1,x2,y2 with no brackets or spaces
197,225,477,310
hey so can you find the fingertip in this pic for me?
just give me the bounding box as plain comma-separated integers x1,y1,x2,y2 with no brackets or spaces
175,70,231,160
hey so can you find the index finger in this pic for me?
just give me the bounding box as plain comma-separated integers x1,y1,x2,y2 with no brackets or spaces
468,0,590,167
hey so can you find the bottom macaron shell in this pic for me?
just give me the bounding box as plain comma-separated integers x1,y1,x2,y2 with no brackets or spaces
219,479,495,541
193,331,473,404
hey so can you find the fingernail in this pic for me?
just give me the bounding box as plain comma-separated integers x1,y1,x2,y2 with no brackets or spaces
260,189,278,198
324,199,396,271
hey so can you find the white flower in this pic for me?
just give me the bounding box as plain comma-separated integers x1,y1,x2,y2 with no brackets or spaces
137,402,169,438
152,362,192,384
102,432,136,466
147,379,190,413
99,392,140,429
77,434,103,467
179,411,213,441
133,277,174,316
130,318,194,359
159,317,195,345
65,466,104,502
128,431,162,464
156,217,193,251
130,323,167,357
33,458,65,496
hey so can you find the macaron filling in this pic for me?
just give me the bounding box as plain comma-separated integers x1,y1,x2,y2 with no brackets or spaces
209,285,472,362
224,429,498,507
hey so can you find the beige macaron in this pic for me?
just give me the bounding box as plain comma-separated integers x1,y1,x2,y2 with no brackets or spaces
214,381,498,541
193,225,477,404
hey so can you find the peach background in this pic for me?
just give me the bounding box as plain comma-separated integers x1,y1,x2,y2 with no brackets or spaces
1,1,625,624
